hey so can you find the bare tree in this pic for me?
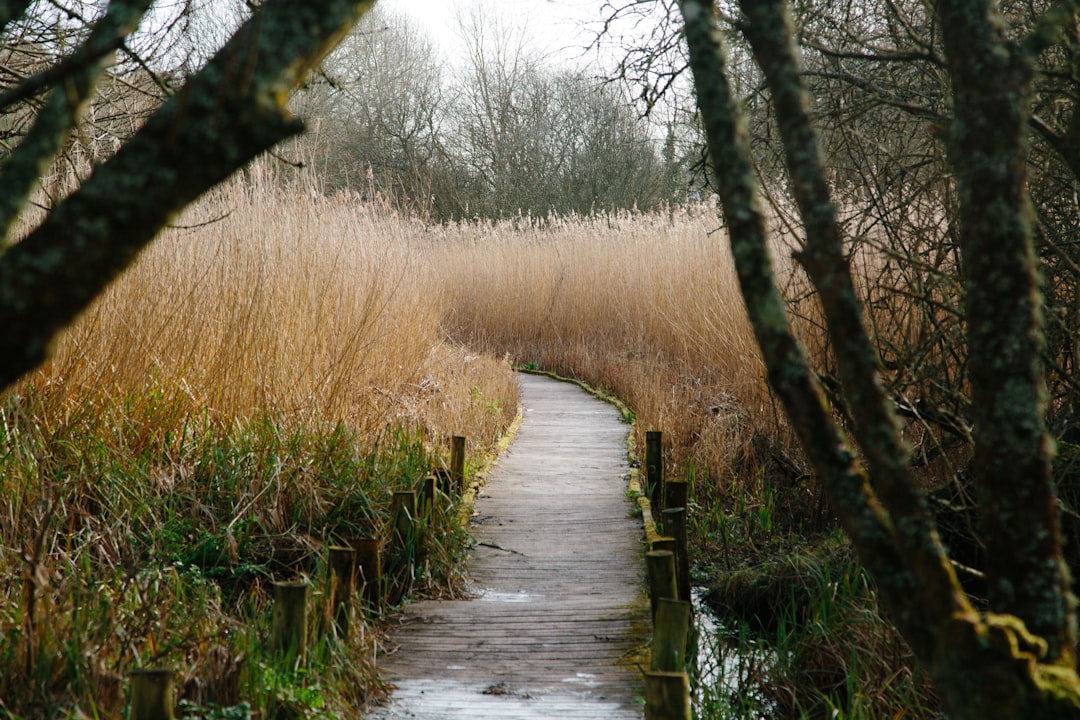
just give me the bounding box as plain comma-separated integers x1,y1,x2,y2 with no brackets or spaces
287,5,446,210
677,0,1080,716
444,8,674,218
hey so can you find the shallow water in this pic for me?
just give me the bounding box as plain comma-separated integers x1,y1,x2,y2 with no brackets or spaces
690,589,777,718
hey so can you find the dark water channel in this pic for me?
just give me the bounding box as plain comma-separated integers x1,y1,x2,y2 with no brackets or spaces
689,589,777,719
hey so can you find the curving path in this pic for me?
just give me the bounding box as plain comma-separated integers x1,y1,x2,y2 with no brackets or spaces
369,372,647,719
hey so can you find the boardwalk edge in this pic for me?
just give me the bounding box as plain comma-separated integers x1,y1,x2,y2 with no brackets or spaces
455,404,525,527
516,367,662,545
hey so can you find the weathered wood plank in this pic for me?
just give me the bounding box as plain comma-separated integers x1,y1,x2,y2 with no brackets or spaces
369,373,646,719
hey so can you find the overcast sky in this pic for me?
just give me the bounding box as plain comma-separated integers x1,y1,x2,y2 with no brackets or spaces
378,0,651,71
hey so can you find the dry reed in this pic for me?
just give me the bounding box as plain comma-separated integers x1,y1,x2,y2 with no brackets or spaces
428,205,783,503
3,163,941,716
25,164,518,446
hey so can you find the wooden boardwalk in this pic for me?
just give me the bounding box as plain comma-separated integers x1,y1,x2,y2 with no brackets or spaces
369,373,647,719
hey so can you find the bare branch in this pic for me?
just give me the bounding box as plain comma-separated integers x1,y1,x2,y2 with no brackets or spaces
0,0,155,251
0,0,377,389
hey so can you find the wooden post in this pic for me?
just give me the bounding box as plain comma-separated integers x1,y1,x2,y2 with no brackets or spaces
646,430,663,515
662,507,691,602
651,598,692,672
644,671,691,720
353,538,382,613
129,669,175,720
271,581,308,662
328,545,356,638
664,479,687,519
450,435,466,495
423,474,437,510
433,468,452,496
420,474,437,520
651,536,676,555
645,550,678,622
391,490,418,546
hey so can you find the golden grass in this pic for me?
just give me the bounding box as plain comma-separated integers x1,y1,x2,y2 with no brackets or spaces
0,170,522,717
31,169,518,450
22,169,786,512
427,205,779,493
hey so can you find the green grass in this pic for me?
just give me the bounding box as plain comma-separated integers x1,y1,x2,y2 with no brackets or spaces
0,384,479,718
692,534,938,719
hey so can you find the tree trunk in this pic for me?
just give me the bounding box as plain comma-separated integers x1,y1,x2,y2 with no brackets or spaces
674,0,1080,716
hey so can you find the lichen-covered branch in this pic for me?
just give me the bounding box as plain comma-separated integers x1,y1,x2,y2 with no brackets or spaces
0,0,376,391
675,0,943,656
937,0,1076,664
679,0,1080,715
0,0,155,252
736,0,967,640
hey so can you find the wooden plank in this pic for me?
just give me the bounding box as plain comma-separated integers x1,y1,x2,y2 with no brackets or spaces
369,373,647,719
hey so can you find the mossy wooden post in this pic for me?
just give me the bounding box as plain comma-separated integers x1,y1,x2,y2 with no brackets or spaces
652,536,676,554
353,538,382,613
328,545,356,638
129,668,175,720
644,670,691,720
645,549,678,622
271,580,308,664
450,435,466,495
651,598,692,672
662,507,691,602
646,430,663,516
392,490,418,547
664,479,687,519
420,474,437,520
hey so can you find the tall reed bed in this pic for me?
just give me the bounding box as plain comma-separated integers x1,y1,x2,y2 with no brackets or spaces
430,206,769,478
0,172,518,717
427,203,828,583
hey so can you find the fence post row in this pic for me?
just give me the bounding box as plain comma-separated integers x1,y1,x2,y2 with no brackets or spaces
644,430,692,720
125,431,476,716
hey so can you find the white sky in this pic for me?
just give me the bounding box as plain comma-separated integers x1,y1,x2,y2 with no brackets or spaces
378,0,645,71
